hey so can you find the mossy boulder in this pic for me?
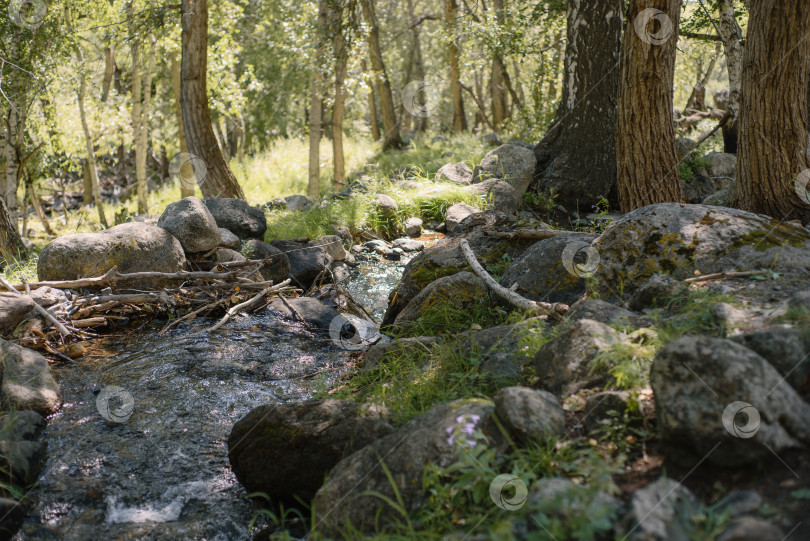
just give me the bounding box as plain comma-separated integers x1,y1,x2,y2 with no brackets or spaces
393,272,487,327
593,203,810,299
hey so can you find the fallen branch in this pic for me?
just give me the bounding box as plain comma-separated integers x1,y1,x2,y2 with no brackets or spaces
0,276,73,337
158,297,231,336
202,279,292,333
483,228,572,240
684,269,768,283
459,239,568,318
71,317,108,328
11,266,241,291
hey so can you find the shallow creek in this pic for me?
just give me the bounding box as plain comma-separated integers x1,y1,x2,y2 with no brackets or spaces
19,255,409,540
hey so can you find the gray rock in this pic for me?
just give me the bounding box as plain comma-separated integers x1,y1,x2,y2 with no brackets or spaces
157,196,220,253
481,132,504,147
0,498,24,540
534,319,620,396
710,302,751,329
228,399,393,505
310,235,347,261
616,477,702,541
0,339,61,416
714,490,763,519
567,299,649,327
28,287,67,308
716,517,784,541
731,327,810,392
0,294,34,335
0,410,45,442
704,152,737,178
392,238,424,252
362,336,440,371
787,289,810,313
629,274,688,311
470,179,520,213
364,239,389,253
270,240,328,289
593,203,810,298
214,247,246,264
436,162,474,185
266,297,338,330
241,239,291,284
445,203,479,232
312,399,504,536
393,272,487,326
583,390,630,434
651,336,810,467
375,194,398,217
476,143,537,196
702,187,733,207
494,386,564,442
203,197,267,240
499,233,598,306
676,137,697,160
529,478,621,536
37,223,186,284
403,217,423,237
263,198,287,211
284,195,314,212
218,228,241,250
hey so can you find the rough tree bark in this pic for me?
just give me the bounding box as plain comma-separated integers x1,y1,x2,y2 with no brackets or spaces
717,0,743,154
362,58,381,141
616,0,685,211
171,50,194,198
331,0,348,190
308,0,329,199
361,0,403,150
101,45,115,103
0,198,26,263
406,0,427,133
734,0,810,222
489,0,508,130
181,0,245,199
534,0,624,212
446,0,467,132
132,28,157,214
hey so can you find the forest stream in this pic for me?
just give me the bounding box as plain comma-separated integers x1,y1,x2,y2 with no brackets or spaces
17,257,404,540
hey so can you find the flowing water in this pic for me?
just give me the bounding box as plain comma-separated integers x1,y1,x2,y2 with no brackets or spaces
19,256,409,540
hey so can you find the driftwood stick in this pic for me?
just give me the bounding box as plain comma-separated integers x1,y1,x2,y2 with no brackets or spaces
204,289,270,333
459,239,568,318
71,317,108,328
158,297,231,336
483,228,571,240
0,276,73,337
11,266,240,291
684,269,768,283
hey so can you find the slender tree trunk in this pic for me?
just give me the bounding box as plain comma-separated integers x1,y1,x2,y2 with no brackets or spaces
4,107,21,224
134,32,157,214
362,59,381,140
83,159,92,205
331,0,348,190
616,0,684,211
446,0,467,132
734,0,810,221
308,0,328,199
101,45,115,102
489,0,508,129
718,0,743,154
535,0,624,211
129,3,146,212
181,0,245,199
361,0,403,150
171,51,194,198
0,198,26,263
23,167,54,236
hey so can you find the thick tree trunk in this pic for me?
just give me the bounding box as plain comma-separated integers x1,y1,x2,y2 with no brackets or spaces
718,0,743,154
181,0,245,199
171,51,194,198
362,59,381,141
406,0,427,133
617,0,685,211
308,0,328,199
0,197,26,264
446,0,466,132
331,0,348,190
734,0,810,222
535,0,624,211
361,0,403,150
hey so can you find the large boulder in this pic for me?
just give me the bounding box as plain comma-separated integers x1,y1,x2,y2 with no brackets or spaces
37,222,186,282
593,203,810,298
499,233,598,306
312,398,505,537
393,272,487,326
436,162,474,185
241,239,291,284
228,400,393,506
157,196,221,253
0,294,34,336
704,152,737,178
270,240,328,289
731,328,810,392
475,143,537,196
651,336,810,467
470,179,519,213
382,211,534,327
444,203,479,233
203,197,267,240
0,339,61,416
218,228,241,250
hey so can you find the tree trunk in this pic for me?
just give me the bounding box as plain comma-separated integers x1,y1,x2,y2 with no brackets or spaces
734,0,810,222
0,197,26,264
446,0,467,132
171,51,194,198
308,0,328,199
616,0,685,211
181,0,245,199
4,106,21,225
362,59,381,140
361,0,403,150
331,0,348,190
101,45,115,102
83,159,92,205
718,0,743,154
535,0,624,211
135,32,157,213
489,0,508,129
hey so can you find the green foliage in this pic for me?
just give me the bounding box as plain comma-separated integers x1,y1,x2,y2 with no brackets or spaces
590,328,660,390
654,289,737,342
679,154,712,183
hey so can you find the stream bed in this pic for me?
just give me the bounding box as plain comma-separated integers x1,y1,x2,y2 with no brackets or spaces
19,256,408,540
